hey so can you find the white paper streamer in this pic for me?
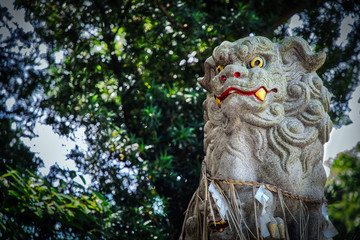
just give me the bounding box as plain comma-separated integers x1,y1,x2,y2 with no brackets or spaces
322,203,338,238
259,214,271,237
255,185,271,238
255,185,269,208
209,182,228,218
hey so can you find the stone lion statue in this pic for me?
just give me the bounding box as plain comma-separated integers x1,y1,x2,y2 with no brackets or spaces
180,36,337,240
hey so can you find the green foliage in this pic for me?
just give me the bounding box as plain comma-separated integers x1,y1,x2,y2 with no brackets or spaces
325,143,360,239
1,0,359,239
0,168,112,239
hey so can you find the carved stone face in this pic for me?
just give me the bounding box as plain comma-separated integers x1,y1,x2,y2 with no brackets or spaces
198,36,329,129
211,38,286,118
214,41,285,103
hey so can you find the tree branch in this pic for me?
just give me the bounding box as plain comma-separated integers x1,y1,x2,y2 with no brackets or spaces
156,0,186,30
271,3,307,29
239,0,326,37
118,0,132,32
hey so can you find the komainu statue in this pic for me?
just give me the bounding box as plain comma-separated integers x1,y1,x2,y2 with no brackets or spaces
180,36,338,240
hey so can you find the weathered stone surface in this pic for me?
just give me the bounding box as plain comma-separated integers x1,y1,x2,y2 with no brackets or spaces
180,36,335,240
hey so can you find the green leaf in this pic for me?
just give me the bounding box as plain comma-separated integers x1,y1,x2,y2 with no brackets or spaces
91,191,106,202
46,204,55,215
79,175,86,185
53,202,64,214
69,170,76,179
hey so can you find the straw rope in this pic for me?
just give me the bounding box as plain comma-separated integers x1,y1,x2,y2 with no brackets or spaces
207,176,326,205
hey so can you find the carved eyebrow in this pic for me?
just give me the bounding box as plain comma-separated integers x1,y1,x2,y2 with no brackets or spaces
245,53,277,64
262,51,278,58
250,51,276,58
214,60,228,67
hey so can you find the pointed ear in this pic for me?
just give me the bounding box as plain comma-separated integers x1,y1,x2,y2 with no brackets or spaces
279,37,326,72
198,56,216,92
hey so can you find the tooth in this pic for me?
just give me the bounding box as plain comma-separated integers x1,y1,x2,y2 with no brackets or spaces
255,88,266,101
215,97,221,107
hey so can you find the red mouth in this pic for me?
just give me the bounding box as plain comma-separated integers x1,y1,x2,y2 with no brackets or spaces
209,220,229,233
215,86,277,102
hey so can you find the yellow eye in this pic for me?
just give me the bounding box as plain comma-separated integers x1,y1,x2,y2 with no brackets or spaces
250,57,264,68
216,65,224,73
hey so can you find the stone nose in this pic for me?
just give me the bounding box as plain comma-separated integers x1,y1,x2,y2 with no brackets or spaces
220,65,248,81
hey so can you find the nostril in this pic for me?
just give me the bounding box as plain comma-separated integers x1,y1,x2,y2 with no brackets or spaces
234,72,240,78
221,75,227,81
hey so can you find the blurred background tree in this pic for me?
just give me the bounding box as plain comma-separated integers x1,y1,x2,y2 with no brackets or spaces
0,0,359,239
325,142,360,239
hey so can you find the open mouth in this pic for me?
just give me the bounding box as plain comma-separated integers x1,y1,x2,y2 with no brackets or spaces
214,87,277,106
209,220,229,233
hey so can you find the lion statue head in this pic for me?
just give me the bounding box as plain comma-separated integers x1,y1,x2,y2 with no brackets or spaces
180,36,335,240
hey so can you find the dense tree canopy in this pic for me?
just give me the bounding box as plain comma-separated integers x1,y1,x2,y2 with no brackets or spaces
1,0,359,239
